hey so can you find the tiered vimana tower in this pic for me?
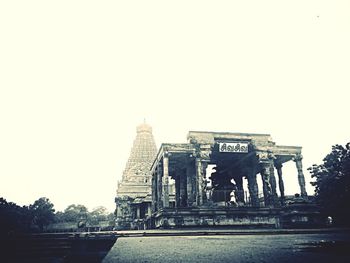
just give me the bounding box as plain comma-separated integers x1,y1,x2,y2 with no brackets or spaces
115,122,157,230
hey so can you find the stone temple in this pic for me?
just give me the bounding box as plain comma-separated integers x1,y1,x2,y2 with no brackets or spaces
115,122,158,229
115,124,321,230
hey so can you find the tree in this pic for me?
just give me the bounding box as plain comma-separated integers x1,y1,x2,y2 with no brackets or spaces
29,197,55,231
54,204,113,228
58,204,89,223
88,206,109,226
308,143,350,226
0,198,32,235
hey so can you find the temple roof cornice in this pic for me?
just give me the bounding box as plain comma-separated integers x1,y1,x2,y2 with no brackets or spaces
151,143,196,173
187,131,273,146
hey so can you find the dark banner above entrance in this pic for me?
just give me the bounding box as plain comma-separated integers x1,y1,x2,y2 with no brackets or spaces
219,142,249,153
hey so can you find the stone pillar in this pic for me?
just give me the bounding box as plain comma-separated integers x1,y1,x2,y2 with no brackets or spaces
175,174,180,208
151,171,157,212
157,164,163,210
269,164,279,206
260,162,273,207
179,169,187,207
275,163,285,204
294,154,307,197
195,158,203,206
202,161,208,204
147,203,152,217
136,206,140,219
162,155,170,207
247,169,259,207
186,161,195,206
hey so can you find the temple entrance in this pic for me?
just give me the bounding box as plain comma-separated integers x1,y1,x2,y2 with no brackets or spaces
205,143,255,207
206,164,238,205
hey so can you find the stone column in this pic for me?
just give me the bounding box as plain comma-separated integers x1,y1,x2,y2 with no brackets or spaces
157,164,163,210
275,163,285,204
260,162,273,207
162,155,170,207
188,144,212,206
136,206,140,219
147,203,152,217
186,161,195,206
294,154,307,197
179,169,187,207
202,161,208,204
195,158,203,206
269,164,278,206
247,168,259,207
151,171,157,212
175,174,180,208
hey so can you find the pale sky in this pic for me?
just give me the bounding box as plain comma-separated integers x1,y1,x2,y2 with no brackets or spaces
0,1,349,212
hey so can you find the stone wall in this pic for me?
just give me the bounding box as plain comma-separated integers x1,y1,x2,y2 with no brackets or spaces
154,207,281,229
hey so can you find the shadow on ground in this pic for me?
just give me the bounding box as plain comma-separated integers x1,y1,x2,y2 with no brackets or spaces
298,240,350,255
0,233,117,263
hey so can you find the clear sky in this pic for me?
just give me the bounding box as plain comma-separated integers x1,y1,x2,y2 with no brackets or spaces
1,1,349,212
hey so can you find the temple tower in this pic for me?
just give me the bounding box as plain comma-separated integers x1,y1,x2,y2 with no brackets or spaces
115,122,157,229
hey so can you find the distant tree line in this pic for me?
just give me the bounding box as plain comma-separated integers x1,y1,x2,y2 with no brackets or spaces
55,204,115,227
0,197,115,236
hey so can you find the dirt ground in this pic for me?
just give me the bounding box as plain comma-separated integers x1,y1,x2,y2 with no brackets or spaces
103,233,350,263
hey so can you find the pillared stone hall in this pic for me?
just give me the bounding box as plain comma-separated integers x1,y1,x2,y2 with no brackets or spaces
115,123,321,230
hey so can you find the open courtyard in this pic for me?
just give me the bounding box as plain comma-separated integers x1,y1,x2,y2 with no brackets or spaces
104,231,350,263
